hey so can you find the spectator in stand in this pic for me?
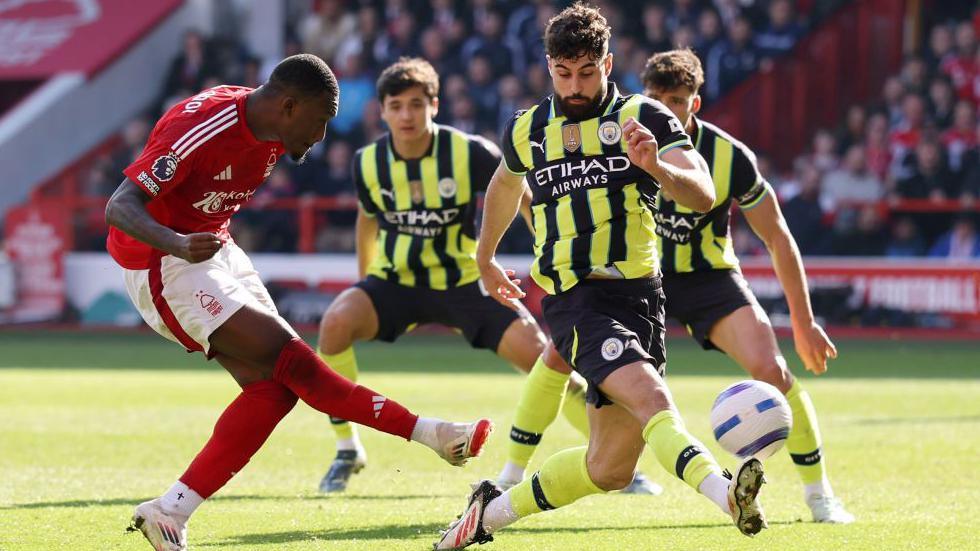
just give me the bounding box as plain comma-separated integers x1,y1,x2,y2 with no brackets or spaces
335,6,382,74
928,76,957,128
782,161,830,255
332,52,375,138
941,21,977,102
900,56,930,96
640,4,672,55
925,23,956,68
880,76,907,126
507,0,556,73
299,0,357,66
836,105,868,155
666,0,701,33
461,7,518,78
895,140,955,200
419,27,462,79
832,205,888,256
105,118,152,195
671,24,698,51
929,216,980,258
448,95,478,134
705,15,760,100
239,166,298,253
889,93,928,179
755,0,804,60
821,144,884,211
808,128,840,173
429,0,467,44
864,112,893,181
694,7,724,58
495,75,525,130
467,55,500,126
374,11,419,67
161,30,217,103
885,217,928,257
941,100,978,185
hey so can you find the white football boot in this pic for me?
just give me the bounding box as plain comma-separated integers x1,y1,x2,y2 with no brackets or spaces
727,457,768,537
128,498,187,551
807,494,856,524
435,419,494,467
434,480,501,550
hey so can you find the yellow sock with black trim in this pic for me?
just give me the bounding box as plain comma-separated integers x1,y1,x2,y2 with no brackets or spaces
560,375,590,438
785,380,828,487
643,409,722,491
509,446,604,518
318,347,359,444
506,357,569,469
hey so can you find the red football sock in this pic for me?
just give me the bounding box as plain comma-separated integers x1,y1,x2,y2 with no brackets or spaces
179,379,297,498
272,337,418,440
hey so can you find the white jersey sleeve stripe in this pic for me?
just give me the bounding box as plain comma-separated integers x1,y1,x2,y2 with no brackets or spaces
178,117,238,160
170,104,237,152
173,110,238,157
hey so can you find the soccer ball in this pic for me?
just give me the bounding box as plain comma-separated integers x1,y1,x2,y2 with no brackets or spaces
710,380,792,460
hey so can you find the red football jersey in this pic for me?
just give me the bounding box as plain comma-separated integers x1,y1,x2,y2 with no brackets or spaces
107,86,285,269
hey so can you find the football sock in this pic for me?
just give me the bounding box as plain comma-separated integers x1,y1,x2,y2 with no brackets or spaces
318,347,361,450
785,380,832,496
160,481,204,520
561,373,591,437
179,379,297,500
505,447,604,522
642,409,723,492
505,357,569,472
698,471,733,514
273,337,417,440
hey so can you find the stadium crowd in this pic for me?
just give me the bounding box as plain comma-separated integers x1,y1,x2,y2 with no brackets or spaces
76,0,979,259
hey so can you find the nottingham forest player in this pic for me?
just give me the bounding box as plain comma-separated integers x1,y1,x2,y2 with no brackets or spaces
311,57,665,495
642,48,853,524
436,5,768,549
105,54,492,551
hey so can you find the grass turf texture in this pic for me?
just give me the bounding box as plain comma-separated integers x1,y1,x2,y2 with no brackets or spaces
1,331,977,550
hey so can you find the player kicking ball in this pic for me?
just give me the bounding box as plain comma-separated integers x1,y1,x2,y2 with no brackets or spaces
313,57,658,496
641,49,853,524
436,5,766,549
104,54,491,551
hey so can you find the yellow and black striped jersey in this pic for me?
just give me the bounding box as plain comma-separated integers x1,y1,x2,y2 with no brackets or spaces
501,82,692,295
353,124,500,289
655,117,770,274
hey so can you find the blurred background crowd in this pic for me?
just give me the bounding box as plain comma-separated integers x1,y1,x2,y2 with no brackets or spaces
75,0,980,259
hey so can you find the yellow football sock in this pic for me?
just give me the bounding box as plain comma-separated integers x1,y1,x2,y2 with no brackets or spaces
643,409,722,491
319,347,359,442
507,357,569,468
561,376,590,438
510,446,604,517
785,380,826,485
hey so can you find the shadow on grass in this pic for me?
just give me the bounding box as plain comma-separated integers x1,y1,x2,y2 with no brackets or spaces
196,520,800,547
0,493,457,510
849,414,980,425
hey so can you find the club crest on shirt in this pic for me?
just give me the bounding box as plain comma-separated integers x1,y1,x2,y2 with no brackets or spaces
151,153,180,182
438,177,457,198
562,124,582,152
598,120,622,146
410,180,424,203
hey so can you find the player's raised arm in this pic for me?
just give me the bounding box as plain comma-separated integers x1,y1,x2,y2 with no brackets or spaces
105,178,222,263
741,191,838,374
476,160,528,308
623,117,715,212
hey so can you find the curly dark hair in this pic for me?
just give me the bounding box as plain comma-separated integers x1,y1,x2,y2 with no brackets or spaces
544,2,610,62
267,53,339,116
641,49,705,93
376,57,440,102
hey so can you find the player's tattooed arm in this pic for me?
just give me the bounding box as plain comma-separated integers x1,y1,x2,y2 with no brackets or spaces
105,179,222,263
623,117,715,212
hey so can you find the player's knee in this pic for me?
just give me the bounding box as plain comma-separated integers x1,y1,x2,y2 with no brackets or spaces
586,456,634,491
318,310,355,354
745,355,791,390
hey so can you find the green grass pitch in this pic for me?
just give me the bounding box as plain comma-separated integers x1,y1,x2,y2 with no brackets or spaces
1,331,978,550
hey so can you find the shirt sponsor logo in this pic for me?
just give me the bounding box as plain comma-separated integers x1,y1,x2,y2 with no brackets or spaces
151,153,180,183
137,171,161,195
532,155,632,197
264,151,277,178
381,207,461,237
654,211,709,243
192,189,256,214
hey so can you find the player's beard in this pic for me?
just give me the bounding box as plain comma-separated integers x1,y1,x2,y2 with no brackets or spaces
556,87,606,122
